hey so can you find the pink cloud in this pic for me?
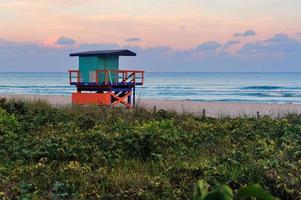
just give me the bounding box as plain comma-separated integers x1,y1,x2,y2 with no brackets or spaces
0,0,299,50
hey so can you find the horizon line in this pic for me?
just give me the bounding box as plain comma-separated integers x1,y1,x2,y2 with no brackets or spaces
1,71,301,73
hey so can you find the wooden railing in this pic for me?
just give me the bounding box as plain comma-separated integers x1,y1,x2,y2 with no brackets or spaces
96,70,144,85
68,69,144,86
69,70,80,84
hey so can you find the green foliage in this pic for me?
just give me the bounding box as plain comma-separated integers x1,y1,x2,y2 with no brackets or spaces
194,180,278,200
238,184,278,200
204,185,233,200
0,98,301,199
0,107,18,133
193,180,209,200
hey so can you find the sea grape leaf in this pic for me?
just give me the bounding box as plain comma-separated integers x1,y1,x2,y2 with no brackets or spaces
204,185,234,200
193,180,209,200
238,184,279,200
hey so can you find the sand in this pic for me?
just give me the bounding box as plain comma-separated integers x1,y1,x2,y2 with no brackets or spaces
1,94,301,118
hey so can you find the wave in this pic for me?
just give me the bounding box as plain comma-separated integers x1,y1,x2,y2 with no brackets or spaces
215,99,301,103
0,85,72,89
242,86,283,90
157,92,199,96
238,92,301,98
241,86,301,90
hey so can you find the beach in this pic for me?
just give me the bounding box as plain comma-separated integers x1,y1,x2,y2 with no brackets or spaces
1,94,301,117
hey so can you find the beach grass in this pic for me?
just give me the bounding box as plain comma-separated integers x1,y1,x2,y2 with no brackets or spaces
0,98,300,199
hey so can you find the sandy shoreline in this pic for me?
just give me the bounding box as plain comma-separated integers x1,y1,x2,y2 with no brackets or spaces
1,94,301,117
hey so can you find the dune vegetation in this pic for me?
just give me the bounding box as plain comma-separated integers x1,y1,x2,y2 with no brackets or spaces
0,98,300,199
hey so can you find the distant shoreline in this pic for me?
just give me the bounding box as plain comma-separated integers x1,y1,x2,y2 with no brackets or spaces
1,94,301,118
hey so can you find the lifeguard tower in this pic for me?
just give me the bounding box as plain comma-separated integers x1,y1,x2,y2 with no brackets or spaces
68,49,144,108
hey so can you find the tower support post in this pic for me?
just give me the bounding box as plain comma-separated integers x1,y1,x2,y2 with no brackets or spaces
128,90,132,105
133,86,136,108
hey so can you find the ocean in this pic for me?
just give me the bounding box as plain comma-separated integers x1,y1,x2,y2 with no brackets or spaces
0,72,301,104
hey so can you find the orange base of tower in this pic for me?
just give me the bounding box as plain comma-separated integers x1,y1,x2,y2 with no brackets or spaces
71,92,133,108
72,92,111,105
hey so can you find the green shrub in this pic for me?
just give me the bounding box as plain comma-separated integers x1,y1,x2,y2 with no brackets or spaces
0,108,18,133
0,99,300,199
193,180,278,200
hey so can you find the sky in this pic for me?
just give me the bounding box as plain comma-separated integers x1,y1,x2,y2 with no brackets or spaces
0,0,301,72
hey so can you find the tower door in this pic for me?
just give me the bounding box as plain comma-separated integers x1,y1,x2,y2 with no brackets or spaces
89,70,96,83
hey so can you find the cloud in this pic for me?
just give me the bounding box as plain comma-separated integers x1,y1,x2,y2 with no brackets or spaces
234,30,256,37
1,34,301,72
222,40,240,49
239,33,301,54
297,32,301,36
196,41,222,52
0,39,70,72
125,37,142,42
265,33,290,43
55,37,76,46
196,40,240,52
243,30,256,37
78,43,119,50
238,42,263,54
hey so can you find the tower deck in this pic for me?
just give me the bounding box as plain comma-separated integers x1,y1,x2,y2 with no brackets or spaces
69,69,144,107
69,69,144,87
